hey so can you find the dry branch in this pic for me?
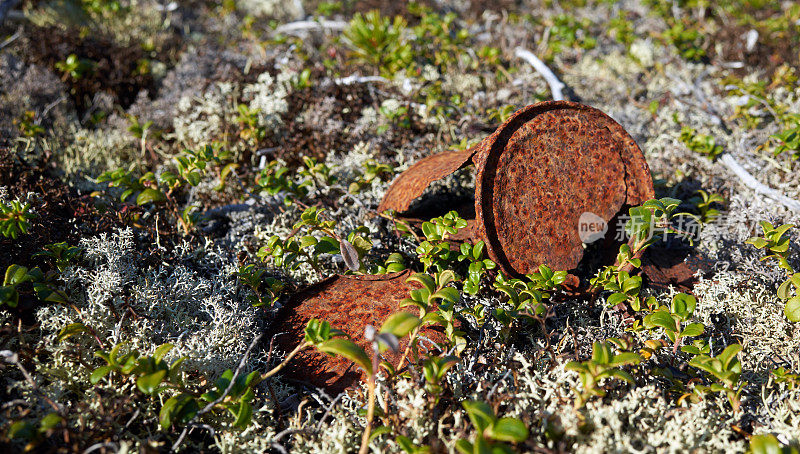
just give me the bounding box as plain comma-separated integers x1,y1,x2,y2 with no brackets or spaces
720,152,800,213
514,47,566,101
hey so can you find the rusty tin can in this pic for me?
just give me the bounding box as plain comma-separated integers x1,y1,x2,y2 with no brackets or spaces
379,101,655,275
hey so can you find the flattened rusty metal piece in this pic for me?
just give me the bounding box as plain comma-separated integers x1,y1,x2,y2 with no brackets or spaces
273,270,446,392
378,147,477,213
473,101,654,275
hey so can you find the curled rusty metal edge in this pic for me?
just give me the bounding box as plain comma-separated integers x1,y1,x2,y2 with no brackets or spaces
377,147,478,213
472,101,655,277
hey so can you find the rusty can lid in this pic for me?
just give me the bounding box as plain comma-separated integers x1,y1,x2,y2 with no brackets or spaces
472,101,654,275
273,270,447,392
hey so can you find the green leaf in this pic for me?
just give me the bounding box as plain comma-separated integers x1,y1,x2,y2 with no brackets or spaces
495,284,519,307
778,278,794,300
431,287,460,304
159,393,198,430
718,344,743,369
455,439,473,454
468,261,483,277
136,370,167,394
5,265,31,286
7,420,35,440
380,312,421,338
0,285,18,307
772,239,790,253
609,352,642,367
591,342,612,365
786,296,800,323
603,368,636,384
421,312,445,325
407,273,436,295
474,436,492,454
109,343,125,363
462,400,495,432
644,309,678,333
169,357,186,384
314,236,340,254
369,425,392,442
626,206,653,240
90,365,114,384
772,224,794,240
437,270,457,288
317,339,372,373
487,417,528,442
672,293,696,319
120,188,135,202
680,323,705,338
421,222,437,239
622,276,641,294
217,163,239,190
57,323,90,343
120,353,140,374
233,400,253,429
185,171,201,187
473,241,485,260
396,435,415,453
298,235,318,249
565,361,586,373
153,344,174,363
216,368,234,390
606,292,628,306
33,283,67,303
747,237,769,249
748,434,784,454
38,413,63,432
136,188,166,205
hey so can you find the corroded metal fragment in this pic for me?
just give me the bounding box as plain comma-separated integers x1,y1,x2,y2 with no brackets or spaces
273,270,446,392
378,147,477,213
379,101,655,276
641,247,709,292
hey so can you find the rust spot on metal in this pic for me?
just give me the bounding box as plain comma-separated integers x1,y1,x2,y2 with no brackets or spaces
379,101,654,276
272,270,447,392
378,147,477,213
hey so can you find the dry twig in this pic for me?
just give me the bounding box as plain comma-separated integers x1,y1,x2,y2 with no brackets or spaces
514,47,566,101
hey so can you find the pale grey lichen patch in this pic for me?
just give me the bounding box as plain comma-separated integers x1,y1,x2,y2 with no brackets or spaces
506,354,747,453
0,54,76,139
576,386,745,453
693,272,800,378
236,0,304,20
754,383,800,446
172,81,239,148
242,70,292,132
37,229,264,377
